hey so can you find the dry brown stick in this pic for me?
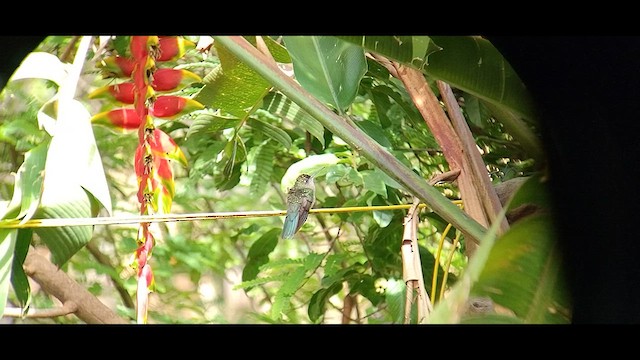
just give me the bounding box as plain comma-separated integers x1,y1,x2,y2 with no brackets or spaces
23,247,128,324
437,81,509,234
401,198,432,324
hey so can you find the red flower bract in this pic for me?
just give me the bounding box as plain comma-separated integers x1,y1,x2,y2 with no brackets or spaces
149,96,186,118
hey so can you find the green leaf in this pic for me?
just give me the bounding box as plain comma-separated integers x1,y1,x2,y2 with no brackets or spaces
338,35,536,121
506,174,551,211
250,141,276,196
361,170,388,198
272,265,306,321
242,228,280,283
248,117,292,149
283,36,368,113
13,141,48,222
185,111,241,139
384,278,408,323
0,229,18,318
34,185,94,266
11,228,32,313
245,36,292,63
303,252,324,271
373,168,403,190
347,273,384,307
234,274,288,291
195,41,271,118
355,120,393,149
473,214,571,323
262,92,325,147
308,282,342,323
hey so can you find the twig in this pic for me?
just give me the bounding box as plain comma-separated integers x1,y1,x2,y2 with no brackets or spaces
3,301,78,319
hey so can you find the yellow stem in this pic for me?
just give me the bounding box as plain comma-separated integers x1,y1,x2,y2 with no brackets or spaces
431,223,452,306
439,230,462,302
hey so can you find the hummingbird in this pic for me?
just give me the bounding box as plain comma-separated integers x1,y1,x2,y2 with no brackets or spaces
281,173,316,239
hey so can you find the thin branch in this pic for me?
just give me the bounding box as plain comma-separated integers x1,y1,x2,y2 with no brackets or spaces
3,301,78,319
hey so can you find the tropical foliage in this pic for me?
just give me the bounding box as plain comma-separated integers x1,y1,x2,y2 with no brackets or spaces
0,35,570,324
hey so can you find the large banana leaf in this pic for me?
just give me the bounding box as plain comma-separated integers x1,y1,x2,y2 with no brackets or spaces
283,36,367,113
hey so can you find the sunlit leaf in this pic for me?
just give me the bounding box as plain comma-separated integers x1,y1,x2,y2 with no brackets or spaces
194,41,271,118
47,99,112,215
245,36,292,63
14,141,48,223
281,153,340,193
9,52,68,86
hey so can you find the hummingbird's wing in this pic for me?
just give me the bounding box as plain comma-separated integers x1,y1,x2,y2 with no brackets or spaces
296,193,314,232
281,202,301,239
281,191,314,239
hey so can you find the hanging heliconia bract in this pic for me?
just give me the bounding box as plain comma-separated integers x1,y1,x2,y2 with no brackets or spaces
91,35,202,323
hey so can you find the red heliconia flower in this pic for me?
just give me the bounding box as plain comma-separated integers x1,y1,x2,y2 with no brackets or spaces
151,68,202,92
91,108,142,130
130,36,159,60
150,95,204,119
156,36,195,62
115,56,136,77
107,82,135,104
147,129,188,166
97,55,136,78
88,82,135,104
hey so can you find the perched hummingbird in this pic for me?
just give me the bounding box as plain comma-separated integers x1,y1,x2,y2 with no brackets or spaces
281,173,316,239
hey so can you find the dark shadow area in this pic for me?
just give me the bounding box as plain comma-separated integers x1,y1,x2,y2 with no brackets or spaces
489,36,640,324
